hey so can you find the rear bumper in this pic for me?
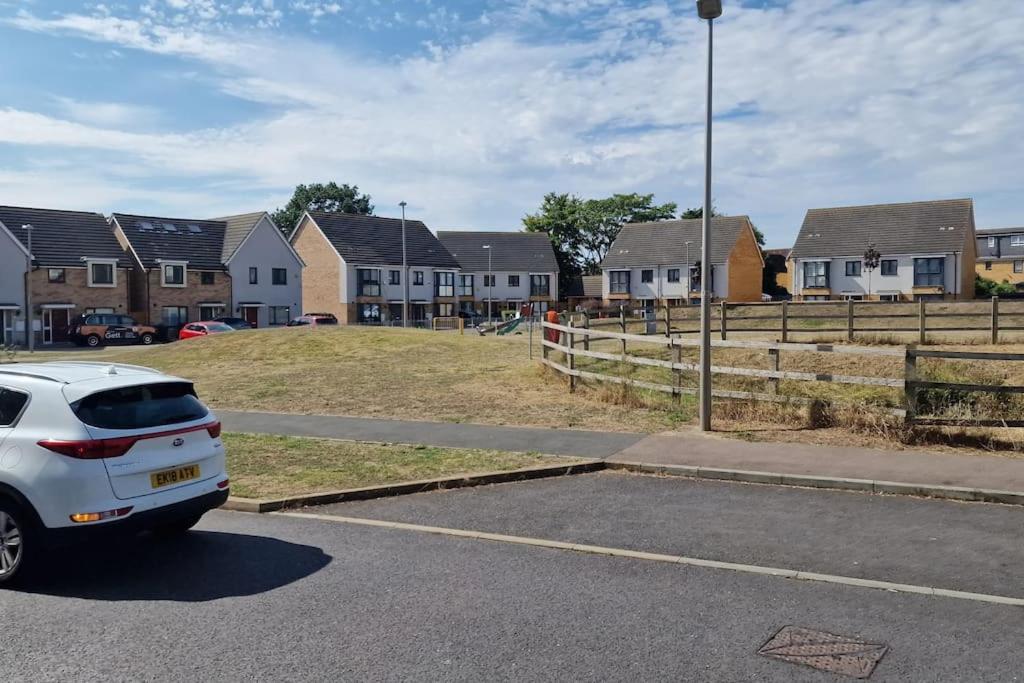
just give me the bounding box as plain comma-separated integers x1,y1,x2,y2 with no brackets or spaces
45,489,229,545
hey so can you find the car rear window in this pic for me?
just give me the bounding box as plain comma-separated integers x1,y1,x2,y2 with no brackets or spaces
0,388,29,426
71,382,208,430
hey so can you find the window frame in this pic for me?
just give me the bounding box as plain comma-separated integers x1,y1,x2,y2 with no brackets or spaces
413,271,424,286
249,267,258,285
880,260,898,276
389,270,401,286
0,386,30,428
913,257,945,287
272,268,287,286
48,268,66,284
641,269,654,284
667,268,680,283
200,271,216,286
161,261,187,288
988,236,996,248
609,270,630,295
161,306,189,326
434,271,455,298
845,260,862,277
356,268,381,297
1012,235,1024,247
507,274,520,288
529,274,550,297
87,259,117,288
803,261,830,289
458,274,474,297
269,306,291,325
1015,261,1024,274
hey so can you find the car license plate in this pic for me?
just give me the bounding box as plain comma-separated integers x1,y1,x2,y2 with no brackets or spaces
150,464,200,489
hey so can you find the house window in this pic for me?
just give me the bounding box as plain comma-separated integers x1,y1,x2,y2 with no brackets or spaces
508,275,520,288
845,261,862,277
161,306,189,326
530,274,550,297
985,261,993,271
841,293,863,301
358,303,381,324
881,260,898,276
458,274,474,296
609,271,630,295
880,293,900,302
803,261,830,288
269,306,290,325
249,267,258,284
162,263,186,287
483,274,495,288
988,236,996,248
667,268,680,283
199,305,224,320
357,269,381,296
436,303,454,317
1015,261,1024,274
913,257,944,287
434,271,455,297
641,269,654,284
201,271,215,285
88,260,116,287
389,270,401,285
272,268,287,286
803,295,829,301
48,268,65,284
1012,235,1024,246
413,271,424,286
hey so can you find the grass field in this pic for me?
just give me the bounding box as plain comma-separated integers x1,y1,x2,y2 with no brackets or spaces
223,432,575,498
18,325,688,432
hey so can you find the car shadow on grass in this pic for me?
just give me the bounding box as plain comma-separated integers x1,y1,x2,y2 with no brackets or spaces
17,531,332,601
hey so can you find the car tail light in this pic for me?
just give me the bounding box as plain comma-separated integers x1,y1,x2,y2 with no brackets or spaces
217,478,229,489
70,507,133,523
38,420,222,459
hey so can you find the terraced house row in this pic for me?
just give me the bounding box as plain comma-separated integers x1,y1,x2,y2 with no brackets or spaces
0,205,303,346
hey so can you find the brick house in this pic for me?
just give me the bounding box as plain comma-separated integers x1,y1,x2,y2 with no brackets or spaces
0,205,131,346
789,199,977,302
289,211,461,325
600,216,765,306
437,231,559,317
976,227,1024,291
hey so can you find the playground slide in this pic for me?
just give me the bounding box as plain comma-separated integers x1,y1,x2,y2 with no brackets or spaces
496,317,524,336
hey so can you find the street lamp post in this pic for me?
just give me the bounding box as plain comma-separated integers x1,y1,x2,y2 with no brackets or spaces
696,0,721,432
23,224,34,352
482,245,493,323
400,202,409,328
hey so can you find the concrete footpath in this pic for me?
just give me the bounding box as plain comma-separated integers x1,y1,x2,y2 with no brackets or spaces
609,433,1024,495
217,410,644,457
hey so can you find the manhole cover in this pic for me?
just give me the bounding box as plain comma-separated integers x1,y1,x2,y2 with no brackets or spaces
758,625,888,679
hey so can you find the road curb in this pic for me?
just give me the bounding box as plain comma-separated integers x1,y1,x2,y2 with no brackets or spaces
604,461,1024,506
221,460,605,513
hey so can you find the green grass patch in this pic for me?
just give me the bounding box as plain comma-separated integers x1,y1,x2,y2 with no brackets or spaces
223,432,579,499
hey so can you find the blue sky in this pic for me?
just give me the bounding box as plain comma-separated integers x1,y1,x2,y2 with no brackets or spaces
0,0,1021,245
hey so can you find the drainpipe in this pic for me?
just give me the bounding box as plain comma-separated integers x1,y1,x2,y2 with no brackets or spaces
24,224,33,352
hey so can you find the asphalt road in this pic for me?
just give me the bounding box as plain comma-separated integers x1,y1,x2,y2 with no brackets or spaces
218,410,644,457
2,476,1022,681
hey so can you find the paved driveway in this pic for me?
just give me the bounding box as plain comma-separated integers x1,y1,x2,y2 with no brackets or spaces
3,474,1022,681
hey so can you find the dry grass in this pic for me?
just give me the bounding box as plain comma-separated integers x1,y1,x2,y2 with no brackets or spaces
223,432,579,498
22,325,685,432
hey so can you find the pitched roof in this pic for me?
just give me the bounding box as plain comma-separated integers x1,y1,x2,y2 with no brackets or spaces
601,216,753,268
763,248,791,258
790,199,974,259
111,213,227,270
977,227,1023,236
565,275,603,298
304,211,459,268
436,231,559,272
212,211,266,262
0,205,126,267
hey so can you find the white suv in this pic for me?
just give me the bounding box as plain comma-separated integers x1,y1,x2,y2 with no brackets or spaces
0,362,229,585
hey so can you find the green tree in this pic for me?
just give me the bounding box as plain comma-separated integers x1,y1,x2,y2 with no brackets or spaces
272,182,374,236
524,192,677,288
975,274,1017,297
681,205,766,247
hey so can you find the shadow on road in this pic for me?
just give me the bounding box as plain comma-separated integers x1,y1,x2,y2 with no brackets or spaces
18,531,332,601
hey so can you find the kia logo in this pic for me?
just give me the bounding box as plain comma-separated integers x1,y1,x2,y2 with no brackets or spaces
172,438,185,447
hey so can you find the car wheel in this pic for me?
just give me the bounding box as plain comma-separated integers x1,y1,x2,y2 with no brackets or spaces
152,513,204,537
0,504,29,586
86,334,101,348
140,333,155,345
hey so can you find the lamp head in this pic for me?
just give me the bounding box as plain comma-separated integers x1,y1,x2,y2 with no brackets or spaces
696,0,722,20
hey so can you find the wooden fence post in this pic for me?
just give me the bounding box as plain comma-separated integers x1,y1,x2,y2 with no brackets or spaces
847,299,855,342
904,347,918,423
619,305,627,356
541,320,549,363
567,320,576,394
583,310,591,351
720,300,728,340
663,303,671,338
672,341,682,403
991,296,999,345
768,347,780,396
918,299,927,345
781,300,789,343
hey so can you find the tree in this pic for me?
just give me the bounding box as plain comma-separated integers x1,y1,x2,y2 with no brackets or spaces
863,243,881,297
272,182,374,236
681,205,765,246
524,193,676,290
975,274,1018,297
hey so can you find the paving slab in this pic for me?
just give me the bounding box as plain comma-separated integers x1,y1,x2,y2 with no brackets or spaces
218,410,644,457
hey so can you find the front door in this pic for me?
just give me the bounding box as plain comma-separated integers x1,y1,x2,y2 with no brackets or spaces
242,307,260,328
42,309,71,344
0,311,11,346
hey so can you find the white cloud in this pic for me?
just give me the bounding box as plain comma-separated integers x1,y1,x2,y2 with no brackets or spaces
1,0,1023,239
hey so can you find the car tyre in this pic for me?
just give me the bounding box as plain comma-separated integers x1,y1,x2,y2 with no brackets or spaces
152,513,204,537
140,333,155,346
85,334,102,348
0,503,31,587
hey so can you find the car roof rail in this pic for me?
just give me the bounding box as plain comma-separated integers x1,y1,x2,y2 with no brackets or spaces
50,361,162,374
0,368,67,383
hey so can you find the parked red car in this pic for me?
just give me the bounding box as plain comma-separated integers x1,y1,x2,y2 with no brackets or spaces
178,321,236,340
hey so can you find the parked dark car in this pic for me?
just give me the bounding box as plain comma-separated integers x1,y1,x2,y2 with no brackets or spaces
287,313,339,327
213,316,253,330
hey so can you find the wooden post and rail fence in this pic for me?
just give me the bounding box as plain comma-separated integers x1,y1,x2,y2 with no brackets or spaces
540,319,1024,428
578,297,1024,345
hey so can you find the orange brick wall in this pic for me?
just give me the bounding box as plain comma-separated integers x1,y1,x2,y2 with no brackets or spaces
726,221,765,303
134,268,232,324
29,266,130,315
291,217,349,323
